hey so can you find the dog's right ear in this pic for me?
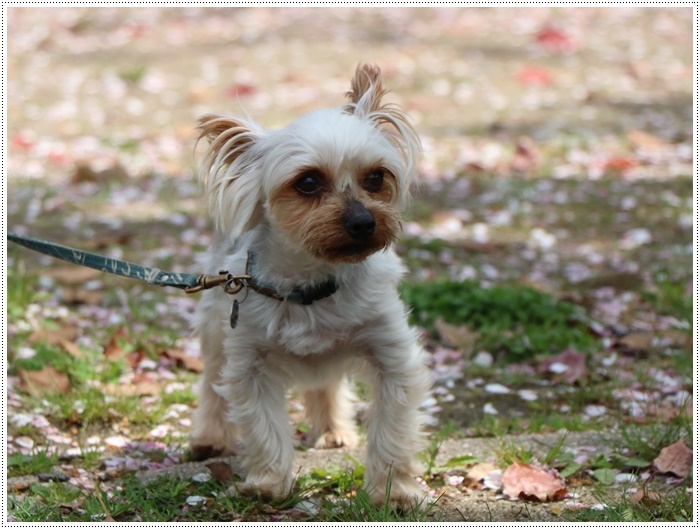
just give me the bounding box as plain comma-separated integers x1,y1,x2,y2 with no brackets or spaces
196,114,265,239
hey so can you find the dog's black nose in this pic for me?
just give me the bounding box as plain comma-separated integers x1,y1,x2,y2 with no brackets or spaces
343,201,376,240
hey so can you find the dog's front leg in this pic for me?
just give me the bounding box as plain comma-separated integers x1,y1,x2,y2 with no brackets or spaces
364,333,431,507
218,343,295,499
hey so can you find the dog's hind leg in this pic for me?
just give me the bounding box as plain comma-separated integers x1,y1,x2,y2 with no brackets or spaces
304,377,360,449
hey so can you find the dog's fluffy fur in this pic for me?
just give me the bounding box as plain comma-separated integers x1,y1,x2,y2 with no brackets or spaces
190,64,432,505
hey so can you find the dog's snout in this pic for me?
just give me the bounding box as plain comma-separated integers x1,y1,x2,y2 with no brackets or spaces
343,201,376,240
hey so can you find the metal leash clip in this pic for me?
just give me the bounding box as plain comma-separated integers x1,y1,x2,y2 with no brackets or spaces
184,270,251,295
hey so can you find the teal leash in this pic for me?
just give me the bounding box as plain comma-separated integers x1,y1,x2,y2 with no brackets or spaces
7,232,245,295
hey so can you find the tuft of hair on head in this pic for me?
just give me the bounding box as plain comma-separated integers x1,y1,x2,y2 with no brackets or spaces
345,63,390,117
344,63,421,201
195,113,265,238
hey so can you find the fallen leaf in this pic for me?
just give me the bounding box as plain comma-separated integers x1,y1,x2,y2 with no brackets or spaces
502,462,567,502
435,318,479,355
18,366,71,395
629,489,662,506
161,348,204,373
206,461,234,485
103,327,132,361
29,325,80,346
539,349,587,384
653,439,692,477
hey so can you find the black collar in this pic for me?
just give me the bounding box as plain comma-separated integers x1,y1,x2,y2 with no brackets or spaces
245,252,338,305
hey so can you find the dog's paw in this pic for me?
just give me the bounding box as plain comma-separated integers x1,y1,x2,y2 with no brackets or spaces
313,428,360,449
234,474,294,500
366,471,428,509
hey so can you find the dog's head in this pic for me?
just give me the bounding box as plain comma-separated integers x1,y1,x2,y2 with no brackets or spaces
197,64,420,264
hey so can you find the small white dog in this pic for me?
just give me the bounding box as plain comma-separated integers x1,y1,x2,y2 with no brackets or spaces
189,64,431,505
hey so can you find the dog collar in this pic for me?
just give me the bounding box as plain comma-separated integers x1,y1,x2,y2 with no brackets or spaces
245,251,339,305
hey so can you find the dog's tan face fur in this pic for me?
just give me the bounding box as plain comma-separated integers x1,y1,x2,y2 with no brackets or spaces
267,162,401,263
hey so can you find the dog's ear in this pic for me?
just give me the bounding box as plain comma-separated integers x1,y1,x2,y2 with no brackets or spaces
345,63,390,117
196,114,265,239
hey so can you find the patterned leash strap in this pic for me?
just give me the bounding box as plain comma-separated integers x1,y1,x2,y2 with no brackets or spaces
7,232,246,295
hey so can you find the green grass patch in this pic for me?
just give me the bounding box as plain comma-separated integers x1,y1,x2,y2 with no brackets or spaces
643,273,692,325
567,483,692,522
10,466,436,522
7,449,59,478
401,279,597,360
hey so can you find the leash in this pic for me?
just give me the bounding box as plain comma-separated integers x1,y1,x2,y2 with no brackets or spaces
7,232,248,296
8,233,338,327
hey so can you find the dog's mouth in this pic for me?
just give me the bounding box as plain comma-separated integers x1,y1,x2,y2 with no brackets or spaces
319,241,385,263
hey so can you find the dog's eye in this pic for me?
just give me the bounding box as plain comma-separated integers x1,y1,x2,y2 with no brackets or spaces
294,171,324,196
363,169,384,193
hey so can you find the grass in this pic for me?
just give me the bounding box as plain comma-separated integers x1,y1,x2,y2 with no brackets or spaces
8,449,59,479
400,279,597,361
567,482,693,522
10,465,437,522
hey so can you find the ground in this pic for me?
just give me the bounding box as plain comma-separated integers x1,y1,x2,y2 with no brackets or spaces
6,7,694,522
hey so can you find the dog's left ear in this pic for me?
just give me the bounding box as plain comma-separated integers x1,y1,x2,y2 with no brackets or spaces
196,114,265,239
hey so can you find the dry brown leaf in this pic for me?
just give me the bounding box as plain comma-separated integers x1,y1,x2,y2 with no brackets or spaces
629,489,662,506
19,366,71,395
162,348,204,373
206,461,234,485
435,318,479,355
653,439,692,477
29,325,80,346
502,462,567,502
539,349,587,384
103,327,131,361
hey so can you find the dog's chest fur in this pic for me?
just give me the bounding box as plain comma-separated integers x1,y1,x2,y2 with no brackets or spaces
201,235,404,358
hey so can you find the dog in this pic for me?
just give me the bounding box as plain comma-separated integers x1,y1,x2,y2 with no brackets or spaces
189,64,431,506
